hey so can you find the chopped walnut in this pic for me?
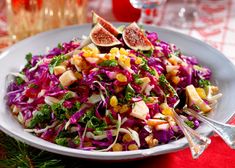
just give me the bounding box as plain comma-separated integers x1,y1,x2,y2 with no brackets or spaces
145,134,158,148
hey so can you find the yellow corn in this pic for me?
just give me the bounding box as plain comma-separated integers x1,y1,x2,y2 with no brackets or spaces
110,96,118,107
129,53,136,57
196,88,207,99
116,73,127,82
128,144,138,151
112,143,123,151
172,76,180,84
160,103,173,116
83,50,92,57
119,48,128,55
170,69,178,76
110,47,119,54
162,108,173,116
124,57,131,67
109,54,116,60
122,133,132,143
135,57,142,64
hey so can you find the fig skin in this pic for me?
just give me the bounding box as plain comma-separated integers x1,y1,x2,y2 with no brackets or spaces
90,23,121,47
92,11,121,37
123,22,153,51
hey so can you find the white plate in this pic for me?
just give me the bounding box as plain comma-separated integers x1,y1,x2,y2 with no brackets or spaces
1,23,235,160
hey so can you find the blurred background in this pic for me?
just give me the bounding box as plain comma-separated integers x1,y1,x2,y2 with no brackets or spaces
0,0,234,61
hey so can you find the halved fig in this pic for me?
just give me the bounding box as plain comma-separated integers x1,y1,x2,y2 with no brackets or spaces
92,11,121,37
90,23,121,47
123,22,153,51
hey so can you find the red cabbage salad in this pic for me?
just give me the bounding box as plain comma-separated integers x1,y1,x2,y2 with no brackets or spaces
6,23,222,152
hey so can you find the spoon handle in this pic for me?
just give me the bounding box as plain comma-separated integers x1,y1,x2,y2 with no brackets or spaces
172,109,211,159
185,108,235,149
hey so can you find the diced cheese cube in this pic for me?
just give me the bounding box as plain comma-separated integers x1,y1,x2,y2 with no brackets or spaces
54,65,66,75
59,70,77,87
186,84,212,112
140,77,150,93
130,100,149,120
155,123,170,130
85,57,100,64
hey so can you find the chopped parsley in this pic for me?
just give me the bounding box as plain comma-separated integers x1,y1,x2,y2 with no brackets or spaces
198,79,211,88
125,84,135,101
16,76,24,85
99,60,118,67
159,75,177,96
185,120,194,128
141,58,156,75
49,55,67,74
27,104,51,128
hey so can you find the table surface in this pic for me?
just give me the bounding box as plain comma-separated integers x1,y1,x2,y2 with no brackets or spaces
1,0,235,167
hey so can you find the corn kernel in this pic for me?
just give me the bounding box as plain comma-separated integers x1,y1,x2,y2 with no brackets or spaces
110,96,118,107
170,69,178,76
135,57,142,64
168,57,177,65
196,88,207,99
129,53,136,57
112,143,123,151
122,133,132,143
128,144,138,151
119,104,129,113
82,46,92,52
162,108,173,116
160,103,173,116
110,47,119,54
172,76,180,84
119,54,125,62
119,48,128,55
109,54,116,60
83,50,92,57
116,73,127,82
124,57,131,67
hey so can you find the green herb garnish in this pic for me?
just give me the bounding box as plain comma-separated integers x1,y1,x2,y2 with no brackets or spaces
125,84,135,101
99,60,118,67
16,76,24,85
49,55,67,74
198,79,211,88
141,58,156,75
159,74,177,96
27,104,51,128
55,137,68,146
185,120,194,128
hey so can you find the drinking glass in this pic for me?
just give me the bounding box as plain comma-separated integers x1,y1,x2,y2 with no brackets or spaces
129,0,167,25
6,0,87,42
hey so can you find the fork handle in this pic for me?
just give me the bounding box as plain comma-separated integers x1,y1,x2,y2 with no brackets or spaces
185,108,235,149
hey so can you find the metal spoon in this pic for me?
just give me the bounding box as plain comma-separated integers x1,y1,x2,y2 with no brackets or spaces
184,107,235,149
172,101,211,159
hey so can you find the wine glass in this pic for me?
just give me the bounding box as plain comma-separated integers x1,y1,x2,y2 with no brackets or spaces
169,0,207,29
129,0,167,25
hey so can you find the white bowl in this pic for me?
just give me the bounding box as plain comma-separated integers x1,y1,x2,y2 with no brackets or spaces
1,23,235,160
